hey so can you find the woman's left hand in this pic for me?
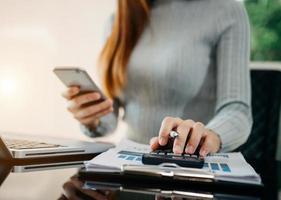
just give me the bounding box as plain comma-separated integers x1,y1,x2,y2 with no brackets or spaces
150,117,221,157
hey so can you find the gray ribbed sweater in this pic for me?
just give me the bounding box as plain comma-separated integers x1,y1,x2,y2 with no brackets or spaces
82,0,252,152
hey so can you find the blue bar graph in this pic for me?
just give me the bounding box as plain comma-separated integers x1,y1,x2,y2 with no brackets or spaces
210,163,220,171
220,163,231,172
117,150,142,162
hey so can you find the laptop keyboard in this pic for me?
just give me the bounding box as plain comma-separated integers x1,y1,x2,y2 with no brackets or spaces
5,138,63,150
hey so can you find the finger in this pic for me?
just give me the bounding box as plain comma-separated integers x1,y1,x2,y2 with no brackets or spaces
69,176,83,188
185,121,204,154
155,195,166,200
79,108,113,125
158,117,182,146
172,197,183,200
78,190,107,200
74,99,113,119
150,137,159,150
94,107,114,119
62,87,80,100
200,132,221,156
173,121,193,154
67,92,101,111
62,181,80,200
199,135,212,157
69,180,107,200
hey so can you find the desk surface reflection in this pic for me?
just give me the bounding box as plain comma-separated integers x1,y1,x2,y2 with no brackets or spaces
0,160,280,200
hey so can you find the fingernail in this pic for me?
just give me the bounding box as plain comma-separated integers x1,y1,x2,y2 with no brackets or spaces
186,145,194,154
200,149,207,157
159,137,165,145
72,87,79,93
174,146,182,154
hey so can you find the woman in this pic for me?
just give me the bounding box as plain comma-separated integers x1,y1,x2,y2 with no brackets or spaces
63,0,252,156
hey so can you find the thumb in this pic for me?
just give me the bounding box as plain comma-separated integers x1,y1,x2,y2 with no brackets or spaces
150,137,159,150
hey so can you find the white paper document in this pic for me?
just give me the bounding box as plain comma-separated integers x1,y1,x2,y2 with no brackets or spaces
85,139,261,185
85,139,150,170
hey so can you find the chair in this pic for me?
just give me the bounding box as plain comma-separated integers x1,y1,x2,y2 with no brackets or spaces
236,68,281,199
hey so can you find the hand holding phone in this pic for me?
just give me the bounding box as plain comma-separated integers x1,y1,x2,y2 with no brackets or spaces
53,67,105,97
54,67,114,128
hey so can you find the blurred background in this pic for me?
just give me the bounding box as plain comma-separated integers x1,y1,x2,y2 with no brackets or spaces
0,0,116,141
0,0,280,151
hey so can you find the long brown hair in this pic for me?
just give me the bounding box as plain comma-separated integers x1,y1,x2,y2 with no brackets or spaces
99,0,151,99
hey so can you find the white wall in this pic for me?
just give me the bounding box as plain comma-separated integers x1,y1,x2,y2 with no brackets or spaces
0,0,116,140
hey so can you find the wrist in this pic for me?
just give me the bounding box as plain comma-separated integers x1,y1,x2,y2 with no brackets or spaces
85,119,100,131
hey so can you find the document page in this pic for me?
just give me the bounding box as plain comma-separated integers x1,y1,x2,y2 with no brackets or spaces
203,153,261,184
85,139,261,184
85,139,149,170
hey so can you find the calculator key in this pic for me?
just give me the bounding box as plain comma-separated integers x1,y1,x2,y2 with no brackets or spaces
163,149,173,154
142,150,205,168
172,156,182,159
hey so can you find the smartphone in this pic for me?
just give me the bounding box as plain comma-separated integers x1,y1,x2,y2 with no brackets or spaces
53,67,106,99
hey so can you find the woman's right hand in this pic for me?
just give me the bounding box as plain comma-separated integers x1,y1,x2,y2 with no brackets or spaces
62,86,114,130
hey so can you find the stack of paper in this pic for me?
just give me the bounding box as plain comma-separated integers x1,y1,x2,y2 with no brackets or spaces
85,139,261,185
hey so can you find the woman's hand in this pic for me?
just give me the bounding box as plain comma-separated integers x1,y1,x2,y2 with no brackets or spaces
60,174,114,200
62,86,113,130
150,117,221,157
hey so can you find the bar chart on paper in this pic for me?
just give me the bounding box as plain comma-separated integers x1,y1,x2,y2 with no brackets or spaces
203,162,231,173
117,151,143,162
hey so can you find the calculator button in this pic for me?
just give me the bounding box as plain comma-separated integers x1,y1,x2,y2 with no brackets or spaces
172,156,182,159
163,149,173,154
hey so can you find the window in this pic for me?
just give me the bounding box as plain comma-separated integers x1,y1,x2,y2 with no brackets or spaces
244,0,281,61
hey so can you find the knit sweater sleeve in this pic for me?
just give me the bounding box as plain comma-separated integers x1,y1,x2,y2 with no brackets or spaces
205,1,253,152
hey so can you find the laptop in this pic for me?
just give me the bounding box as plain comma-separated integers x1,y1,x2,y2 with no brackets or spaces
0,131,114,172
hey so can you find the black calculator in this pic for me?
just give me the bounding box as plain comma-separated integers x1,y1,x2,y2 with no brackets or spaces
142,133,205,168
142,149,204,168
